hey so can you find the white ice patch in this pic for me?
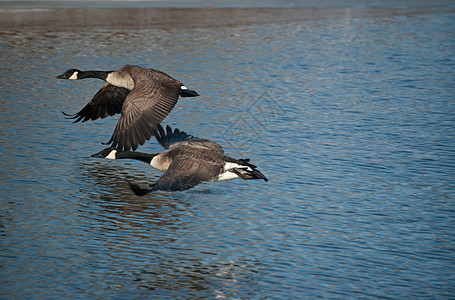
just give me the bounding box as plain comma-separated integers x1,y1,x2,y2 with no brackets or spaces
69,71,78,80
106,150,117,159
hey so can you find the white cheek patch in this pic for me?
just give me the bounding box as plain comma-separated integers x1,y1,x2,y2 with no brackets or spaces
69,71,78,80
180,85,188,90
106,150,117,159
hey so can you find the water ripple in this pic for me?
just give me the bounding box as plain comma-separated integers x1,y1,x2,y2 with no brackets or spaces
1,7,455,300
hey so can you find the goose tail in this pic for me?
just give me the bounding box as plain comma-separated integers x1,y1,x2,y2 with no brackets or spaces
179,88,199,97
232,167,268,182
224,158,268,182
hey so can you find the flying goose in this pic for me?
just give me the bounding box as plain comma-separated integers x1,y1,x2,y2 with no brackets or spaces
57,64,199,151
91,124,268,195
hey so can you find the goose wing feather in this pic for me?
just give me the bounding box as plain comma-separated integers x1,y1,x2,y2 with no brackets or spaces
155,124,214,150
109,80,181,151
63,84,129,122
151,156,222,191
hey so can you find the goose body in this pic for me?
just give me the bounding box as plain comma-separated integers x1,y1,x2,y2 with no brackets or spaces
58,64,199,151
92,124,268,195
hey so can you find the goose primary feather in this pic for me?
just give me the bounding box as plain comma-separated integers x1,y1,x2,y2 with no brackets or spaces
58,64,199,151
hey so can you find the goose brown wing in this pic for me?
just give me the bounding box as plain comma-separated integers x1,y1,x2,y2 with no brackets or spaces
151,156,222,191
108,80,181,151
63,84,129,122
155,124,216,150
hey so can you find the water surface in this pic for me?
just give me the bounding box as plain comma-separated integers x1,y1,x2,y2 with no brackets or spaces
1,4,455,299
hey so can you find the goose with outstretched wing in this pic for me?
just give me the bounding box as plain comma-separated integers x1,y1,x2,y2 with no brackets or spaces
58,64,199,151
92,124,268,195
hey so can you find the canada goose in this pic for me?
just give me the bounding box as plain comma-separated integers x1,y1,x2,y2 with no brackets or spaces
91,124,268,195
57,64,199,151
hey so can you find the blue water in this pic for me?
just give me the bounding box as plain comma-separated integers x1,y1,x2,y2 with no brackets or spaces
1,6,455,299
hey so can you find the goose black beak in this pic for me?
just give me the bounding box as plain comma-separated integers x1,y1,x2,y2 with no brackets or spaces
91,151,104,158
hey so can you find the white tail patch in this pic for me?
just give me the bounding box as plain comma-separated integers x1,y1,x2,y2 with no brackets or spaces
69,71,78,80
224,162,252,172
180,85,188,90
215,171,239,181
212,161,253,181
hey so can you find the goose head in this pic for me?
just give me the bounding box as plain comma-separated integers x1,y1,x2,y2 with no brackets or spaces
91,147,119,159
57,69,81,80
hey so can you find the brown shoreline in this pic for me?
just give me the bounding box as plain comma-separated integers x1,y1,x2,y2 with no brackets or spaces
1,6,453,31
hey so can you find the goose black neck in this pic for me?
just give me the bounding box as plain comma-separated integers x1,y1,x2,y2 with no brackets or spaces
116,151,157,164
78,70,111,80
